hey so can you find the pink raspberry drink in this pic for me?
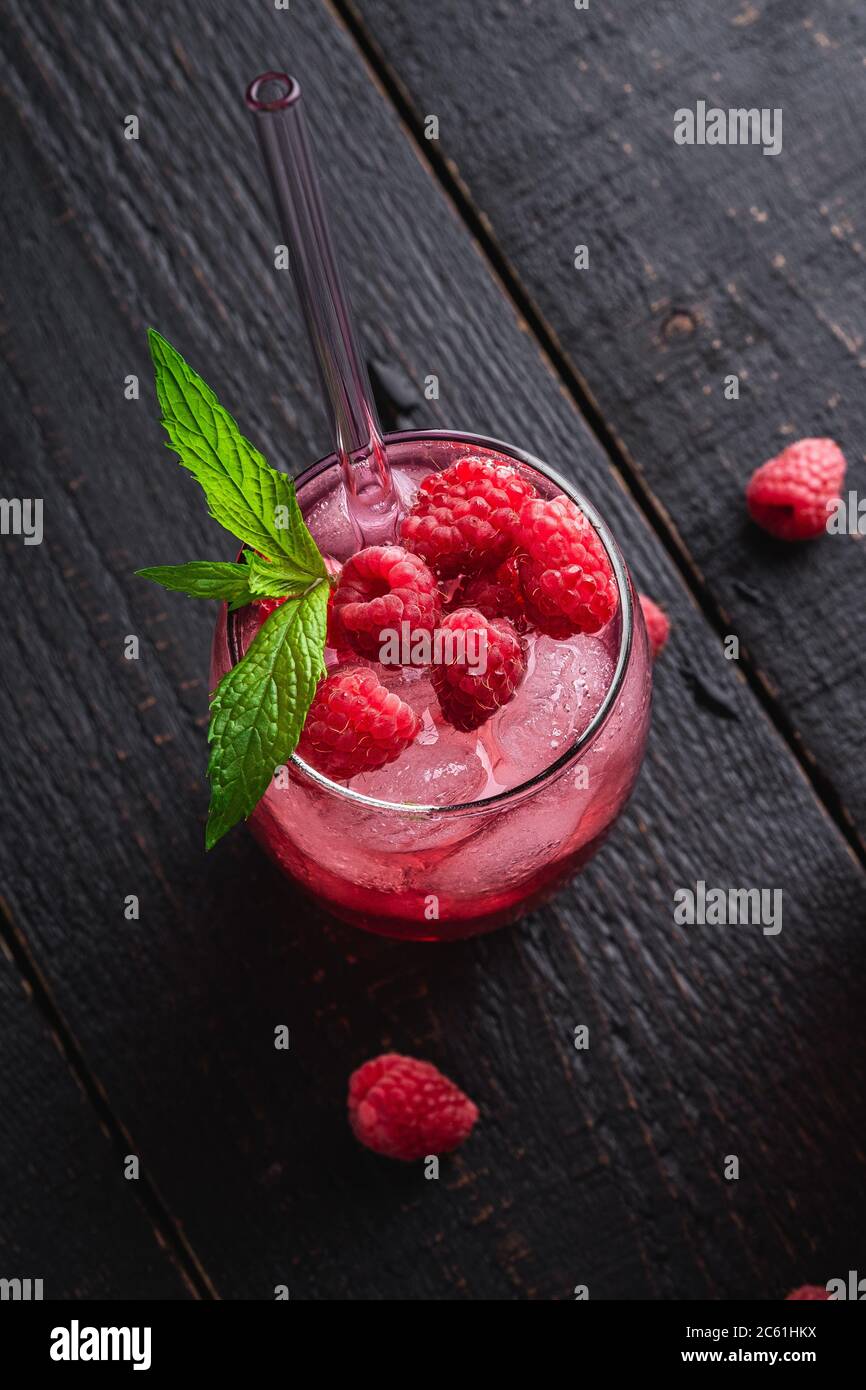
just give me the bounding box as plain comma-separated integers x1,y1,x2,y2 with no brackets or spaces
138,82,652,941
211,432,652,940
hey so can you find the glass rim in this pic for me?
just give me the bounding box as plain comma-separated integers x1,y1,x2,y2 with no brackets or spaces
227,429,634,818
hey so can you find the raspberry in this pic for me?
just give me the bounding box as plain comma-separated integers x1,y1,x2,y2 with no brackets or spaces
400,455,536,577
348,1053,478,1162
432,608,525,732
639,593,670,660
330,545,441,661
254,596,288,621
516,495,618,636
785,1285,830,1301
746,437,845,541
325,590,351,653
450,555,528,632
297,667,420,780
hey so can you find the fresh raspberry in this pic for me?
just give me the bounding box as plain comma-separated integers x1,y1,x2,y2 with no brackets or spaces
348,1053,478,1162
785,1285,830,1301
330,545,441,661
254,596,288,621
297,667,420,780
639,593,670,660
746,437,846,541
432,608,525,732
516,495,618,637
400,455,536,578
325,590,350,652
450,555,528,632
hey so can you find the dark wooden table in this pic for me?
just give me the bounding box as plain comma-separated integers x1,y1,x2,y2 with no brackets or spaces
1,0,864,1300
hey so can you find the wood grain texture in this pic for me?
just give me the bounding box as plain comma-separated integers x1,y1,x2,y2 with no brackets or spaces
0,0,864,1299
0,927,193,1299
349,0,866,843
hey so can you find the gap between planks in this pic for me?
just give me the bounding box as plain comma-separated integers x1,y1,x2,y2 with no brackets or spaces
0,895,218,1300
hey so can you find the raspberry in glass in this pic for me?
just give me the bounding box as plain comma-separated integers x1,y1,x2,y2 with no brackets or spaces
400,454,535,577
297,667,420,780
450,555,528,632
254,596,288,620
516,495,618,637
330,544,441,660
432,608,525,732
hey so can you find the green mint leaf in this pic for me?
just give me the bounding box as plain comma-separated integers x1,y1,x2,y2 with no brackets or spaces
243,551,326,599
275,478,328,579
205,579,329,849
136,561,256,609
147,329,326,575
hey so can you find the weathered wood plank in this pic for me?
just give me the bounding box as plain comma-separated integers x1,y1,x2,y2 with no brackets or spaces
349,0,866,844
0,0,864,1299
0,927,193,1299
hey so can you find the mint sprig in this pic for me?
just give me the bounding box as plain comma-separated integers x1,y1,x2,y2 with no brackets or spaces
137,331,333,848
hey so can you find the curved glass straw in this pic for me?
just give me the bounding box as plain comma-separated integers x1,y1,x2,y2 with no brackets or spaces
245,72,394,520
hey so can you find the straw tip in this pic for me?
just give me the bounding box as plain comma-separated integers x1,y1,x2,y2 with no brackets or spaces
245,72,300,113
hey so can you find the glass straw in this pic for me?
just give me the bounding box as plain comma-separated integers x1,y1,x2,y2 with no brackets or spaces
245,72,395,521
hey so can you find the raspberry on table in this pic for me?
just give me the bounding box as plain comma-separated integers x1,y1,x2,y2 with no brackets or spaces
639,593,670,660
348,1053,479,1162
297,667,420,781
516,495,618,637
400,454,536,578
330,545,441,661
450,555,528,632
746,437,846,541
785,1285,830,1300
432,608,525,732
